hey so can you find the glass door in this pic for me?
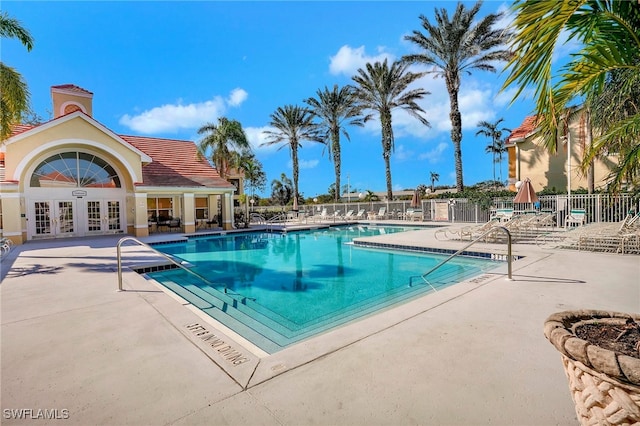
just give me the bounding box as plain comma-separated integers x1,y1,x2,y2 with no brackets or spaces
32,200,76,238
56,201,75,235
85,199,122,233
33,201,53,237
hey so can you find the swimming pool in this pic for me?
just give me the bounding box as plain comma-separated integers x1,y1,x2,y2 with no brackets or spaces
147,225,502,353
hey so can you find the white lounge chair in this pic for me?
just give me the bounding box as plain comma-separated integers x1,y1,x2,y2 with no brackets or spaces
565,208,586,228
353,209,366,221
372,207,386,220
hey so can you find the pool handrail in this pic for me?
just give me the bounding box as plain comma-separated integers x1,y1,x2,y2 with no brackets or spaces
409,226,513,288
116,236,218,292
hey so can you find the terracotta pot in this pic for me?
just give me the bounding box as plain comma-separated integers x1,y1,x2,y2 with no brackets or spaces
544,310,640,425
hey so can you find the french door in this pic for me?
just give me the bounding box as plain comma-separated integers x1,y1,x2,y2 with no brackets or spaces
33,200,77,238
85,200,122,234
30,198,123,239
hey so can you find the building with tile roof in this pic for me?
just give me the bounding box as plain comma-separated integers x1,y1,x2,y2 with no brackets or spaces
0,84,238,244
505,109,615,193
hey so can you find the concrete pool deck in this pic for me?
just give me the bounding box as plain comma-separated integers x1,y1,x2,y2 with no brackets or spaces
1,223,638,425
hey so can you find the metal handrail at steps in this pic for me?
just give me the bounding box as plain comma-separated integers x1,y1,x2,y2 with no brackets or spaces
409,226,513,289
116,236,217,292
265,213,288,232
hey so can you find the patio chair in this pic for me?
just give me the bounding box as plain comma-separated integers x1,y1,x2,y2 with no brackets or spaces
167,218,182,231
372,207,386,220
434,217,500,241
409,209,423,221
342,210,355,220
352,209,366,221
490,208,514,223
1,237,13,259
565,208,586,228
313,208,330,223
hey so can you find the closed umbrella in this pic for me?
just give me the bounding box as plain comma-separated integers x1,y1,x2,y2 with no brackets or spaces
410,189,420,208
513,178,539,210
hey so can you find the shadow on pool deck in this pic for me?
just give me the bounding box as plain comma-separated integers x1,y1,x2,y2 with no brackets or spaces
1,225,638,425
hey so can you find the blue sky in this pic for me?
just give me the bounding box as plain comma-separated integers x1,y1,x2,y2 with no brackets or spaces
4,1,541,198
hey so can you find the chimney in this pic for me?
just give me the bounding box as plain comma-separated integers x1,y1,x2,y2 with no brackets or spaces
50,84,94,118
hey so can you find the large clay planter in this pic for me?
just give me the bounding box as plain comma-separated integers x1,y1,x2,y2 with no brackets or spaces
544,310,640,425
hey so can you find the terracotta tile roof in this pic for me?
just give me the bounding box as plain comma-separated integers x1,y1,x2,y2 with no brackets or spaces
10,124,36,137
121,135,234,189
6,119,232,190
51,84,93,95
506,115,540,144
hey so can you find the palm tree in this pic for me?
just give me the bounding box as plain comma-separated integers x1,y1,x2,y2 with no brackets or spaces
1,12,35,141
429,171,440,193
197,117,251,179
503,0,640,192
305,84,364,202
262,105,322,210
403,1,512,192
238,152,266,205
270,173,293,206
476,118,510,186
588,67,640,192
351,59,430,201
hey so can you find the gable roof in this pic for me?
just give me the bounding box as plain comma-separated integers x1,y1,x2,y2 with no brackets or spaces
4,115,233,190
506,115,540,145
51,84,93,97
121,135,234,189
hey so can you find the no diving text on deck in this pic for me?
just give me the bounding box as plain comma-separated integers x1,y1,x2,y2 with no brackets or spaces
185,323,249,366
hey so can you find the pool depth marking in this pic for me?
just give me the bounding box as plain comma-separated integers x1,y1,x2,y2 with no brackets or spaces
185,323,250,366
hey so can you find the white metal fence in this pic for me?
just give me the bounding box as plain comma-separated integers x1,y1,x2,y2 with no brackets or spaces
244,194,639,226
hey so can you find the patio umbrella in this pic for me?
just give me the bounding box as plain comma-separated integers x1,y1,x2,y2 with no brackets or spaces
513,178,539,208
410,189,420,208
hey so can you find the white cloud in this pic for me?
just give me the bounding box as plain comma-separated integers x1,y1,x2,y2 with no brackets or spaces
245,126,280,154
119,88,248,134
418,142,448,164
329,45,394,76
286,159,320,170
119,97,226,134
299,159,320,170
227,88,248,107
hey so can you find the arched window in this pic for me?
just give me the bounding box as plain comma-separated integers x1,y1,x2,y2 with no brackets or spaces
30,152,121,188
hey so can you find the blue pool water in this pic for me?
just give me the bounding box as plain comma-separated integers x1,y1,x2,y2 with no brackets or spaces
147,225,501,353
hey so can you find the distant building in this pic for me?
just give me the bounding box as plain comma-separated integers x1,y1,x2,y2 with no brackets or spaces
505,109,616,193
0,84,239,245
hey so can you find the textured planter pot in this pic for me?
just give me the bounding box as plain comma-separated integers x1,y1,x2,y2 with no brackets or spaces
544,310,640,425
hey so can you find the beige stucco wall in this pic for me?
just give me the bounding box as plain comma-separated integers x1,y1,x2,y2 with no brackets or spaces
51,90,92,117
508,115,616,193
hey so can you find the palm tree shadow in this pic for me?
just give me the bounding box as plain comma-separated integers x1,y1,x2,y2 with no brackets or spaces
5,264,64,278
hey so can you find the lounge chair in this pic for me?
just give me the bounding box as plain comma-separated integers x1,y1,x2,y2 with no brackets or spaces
342,210,355,220
352,209,366,221
372,207,386,220
435,218,500,241
408,209,423,221
313,208,331,222
491,208,514,223
565,208,586,228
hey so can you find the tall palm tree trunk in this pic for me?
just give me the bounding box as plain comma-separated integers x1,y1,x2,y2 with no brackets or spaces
332,126,341,202
492,149,497,186
291,142,299,207
381,110,394,200
447,84,464,191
